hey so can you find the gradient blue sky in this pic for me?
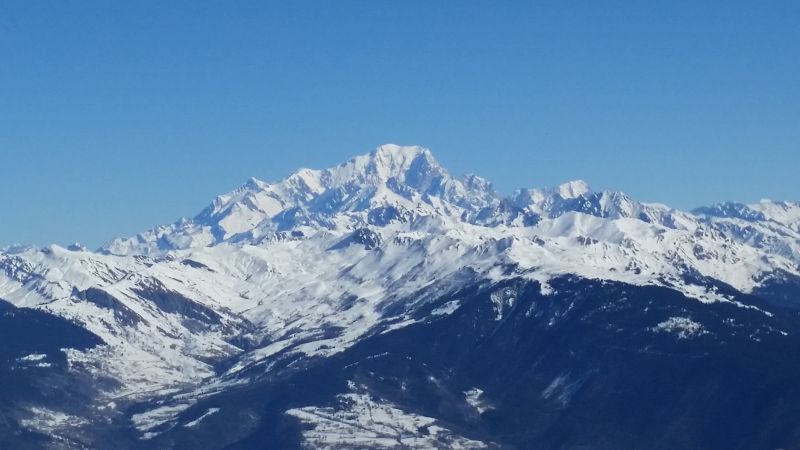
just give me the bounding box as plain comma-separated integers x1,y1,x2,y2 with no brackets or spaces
2,1,799,248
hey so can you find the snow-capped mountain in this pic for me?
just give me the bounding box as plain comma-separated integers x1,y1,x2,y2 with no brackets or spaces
2,145,800,450
104,145,498,255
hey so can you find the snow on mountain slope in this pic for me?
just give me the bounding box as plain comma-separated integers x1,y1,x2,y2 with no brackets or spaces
512,180,695,229
286,387,491,449
104,144,496,255
2,144,799,442
693,200,800,263
696,200,800,230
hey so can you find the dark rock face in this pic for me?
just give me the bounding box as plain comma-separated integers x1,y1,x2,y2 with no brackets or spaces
0,299,104,449
751,271,800,310
138,277,800,450
693,202,768,222
0,299,104,368
350,228,382,250
132,279,222,325
181,259,212,270
72,287,145,326
367,205,412,226
329,227,383,250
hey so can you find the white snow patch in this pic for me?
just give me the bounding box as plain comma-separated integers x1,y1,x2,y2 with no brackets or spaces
490,288,517,320
286,392,488,449
464,388,493,414
651,317,708,339
431,300,461,316
542,374,583,406
132,403,192,437
19,353,48,362
20,407,88,431
183,407,220,428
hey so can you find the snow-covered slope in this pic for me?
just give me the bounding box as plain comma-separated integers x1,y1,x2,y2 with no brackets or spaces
693,200,800,262
1,144,799,446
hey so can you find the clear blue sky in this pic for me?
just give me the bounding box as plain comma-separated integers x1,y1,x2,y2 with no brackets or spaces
1,1,798,249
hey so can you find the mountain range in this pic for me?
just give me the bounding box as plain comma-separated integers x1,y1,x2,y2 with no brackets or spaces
3,144,800,449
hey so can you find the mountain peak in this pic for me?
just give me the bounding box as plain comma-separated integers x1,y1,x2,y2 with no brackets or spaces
557,180,591,199
104,145,800,261
244,176,268,190
372,143,432,162
367,144,440,182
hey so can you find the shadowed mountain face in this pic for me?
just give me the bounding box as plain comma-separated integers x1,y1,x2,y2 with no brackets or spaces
0,299,104,449
121,278,800,450
1,145,800,449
